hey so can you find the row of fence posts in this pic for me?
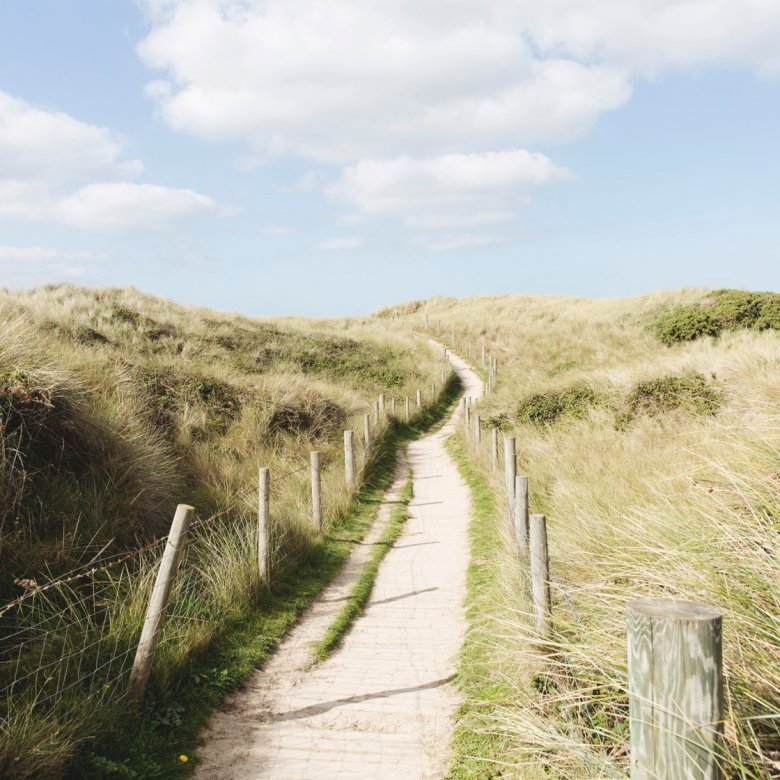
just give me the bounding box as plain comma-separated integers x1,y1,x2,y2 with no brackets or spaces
461,377,725,779
127,381,442,704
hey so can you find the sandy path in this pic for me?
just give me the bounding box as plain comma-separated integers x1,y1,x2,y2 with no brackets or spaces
193,350,482,779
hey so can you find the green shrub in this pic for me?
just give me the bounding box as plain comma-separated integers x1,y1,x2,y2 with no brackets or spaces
516,384,598,427
620,372,721,425
655,289,780,345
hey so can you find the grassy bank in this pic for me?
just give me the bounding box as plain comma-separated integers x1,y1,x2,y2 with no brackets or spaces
0,285,449,778
386,290,780,778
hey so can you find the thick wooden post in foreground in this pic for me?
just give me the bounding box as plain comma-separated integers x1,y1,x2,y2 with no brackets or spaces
344,430,356,487
529,513,551,636
129,503,194,702
258,468,271,585
627,599,724,780
504,436,516,525
364,413,371,447
311,451,322,533
491,428,499,469
514,475,529,555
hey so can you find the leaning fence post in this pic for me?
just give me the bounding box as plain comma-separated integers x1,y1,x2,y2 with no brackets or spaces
311,451,322,533
128,503,194,702
529,513,551,636
504,436,516,526
364,413,371,447
514,475,529,555
627,599,724,780
491,428,499,470
344,430,355,488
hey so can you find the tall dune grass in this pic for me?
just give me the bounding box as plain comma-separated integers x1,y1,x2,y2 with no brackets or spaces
394,290,780,777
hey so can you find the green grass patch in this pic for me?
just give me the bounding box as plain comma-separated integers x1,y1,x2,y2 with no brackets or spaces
67,374,464,780
655,288,780,345
515,384,598,428
445,435,517,779
313,476,414,662
618,371,722,427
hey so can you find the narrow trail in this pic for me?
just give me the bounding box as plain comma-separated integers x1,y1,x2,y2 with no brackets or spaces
194,350,482,779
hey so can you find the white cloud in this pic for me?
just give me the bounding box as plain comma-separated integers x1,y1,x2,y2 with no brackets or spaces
137,0,780,166
316,237,363,251
416,233,511,253
0,91,142,183
54,183,218,231
326,150,570,226
136,0,631,162
0,90,220,232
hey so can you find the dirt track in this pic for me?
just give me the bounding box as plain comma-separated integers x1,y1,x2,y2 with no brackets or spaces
194,350,482,779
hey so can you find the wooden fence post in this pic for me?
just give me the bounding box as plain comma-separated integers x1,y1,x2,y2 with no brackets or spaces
379,393,385,417
258,467,271,586
504,436,516,526
529,513,551,636
474,414,481,446
405,396,410,421
311,451,322,533
514,475,529,555
627,599,724,780
344,430,355,487
464,402,471,433
391,397,396,418
128,503,194,702
491,428,499,470
364,413,371,447
416,389,422,408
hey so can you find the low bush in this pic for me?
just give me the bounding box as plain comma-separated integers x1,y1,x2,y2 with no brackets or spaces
515,384,598,427
619,372,722,426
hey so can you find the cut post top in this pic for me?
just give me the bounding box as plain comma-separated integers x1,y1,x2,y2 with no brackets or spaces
627,598,723,622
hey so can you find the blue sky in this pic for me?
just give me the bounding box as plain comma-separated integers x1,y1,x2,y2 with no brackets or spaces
0,0,779,316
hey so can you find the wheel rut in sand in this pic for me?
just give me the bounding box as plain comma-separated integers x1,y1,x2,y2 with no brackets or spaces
194,350,482,779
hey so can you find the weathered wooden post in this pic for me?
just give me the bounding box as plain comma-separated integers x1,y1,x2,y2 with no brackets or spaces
373,400,380,424
514,475,529,555
128,503,194,702
491,428,499,469
391,397,396,418
504,436,516,525
405,396,410,421
474,414,481,446
363,413,371,447
379,393,386,417
258,468,271,584
344,430,355,488
529,513,551,636
627,599,724,780
311,451,322,533
416,389,422,408
464,401,471,433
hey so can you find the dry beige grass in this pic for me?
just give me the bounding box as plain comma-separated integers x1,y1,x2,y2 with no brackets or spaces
384,290,780,778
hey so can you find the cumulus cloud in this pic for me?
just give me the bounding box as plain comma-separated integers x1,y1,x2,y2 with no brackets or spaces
326,150,570,227
137,0,780,164
316,237,363,251
136,0,631,162
0,90,220,231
